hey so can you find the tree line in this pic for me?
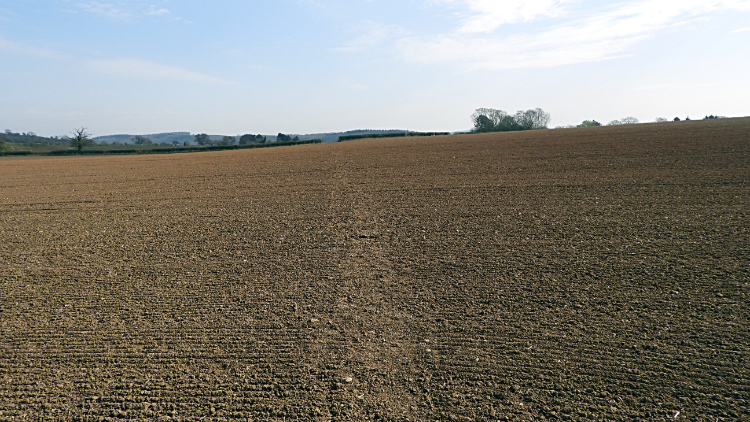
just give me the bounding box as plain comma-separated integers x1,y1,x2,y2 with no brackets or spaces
2,128,321,156
194,133,293,146
563,114,727,128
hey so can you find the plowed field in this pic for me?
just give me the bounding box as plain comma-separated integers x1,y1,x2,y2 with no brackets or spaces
1,118,749,421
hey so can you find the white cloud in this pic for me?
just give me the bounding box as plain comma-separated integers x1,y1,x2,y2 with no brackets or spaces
0,37,68,60
86,58,236,85
398,0,750,69
437,0,574,33
731,26,750,32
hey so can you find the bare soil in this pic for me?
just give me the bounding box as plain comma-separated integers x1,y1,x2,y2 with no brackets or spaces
1,118,749,421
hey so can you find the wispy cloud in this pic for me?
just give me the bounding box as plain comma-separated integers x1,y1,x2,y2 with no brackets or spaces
435,0,575,33
86,58,236,85
73,1,134,21
22,109,91,118
637,82,720,90
145,6,170,16
0,37,68,60
397,0,750,70
71,1,183,21
731,26,750,32
334,22,407,52
298,0,324,7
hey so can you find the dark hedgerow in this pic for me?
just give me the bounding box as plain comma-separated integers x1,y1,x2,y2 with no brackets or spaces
0,139,321,157
338,132,450,142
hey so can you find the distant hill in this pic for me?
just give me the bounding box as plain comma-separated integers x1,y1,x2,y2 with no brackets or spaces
93,132,195,145
3,129,435,149
94,133,270,145
0,131,69,149
92,130,414,145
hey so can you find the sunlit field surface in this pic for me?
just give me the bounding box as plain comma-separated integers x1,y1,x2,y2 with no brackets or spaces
1,118,748,420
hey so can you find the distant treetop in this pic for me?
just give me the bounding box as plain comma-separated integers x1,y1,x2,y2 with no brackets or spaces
607,117,639,126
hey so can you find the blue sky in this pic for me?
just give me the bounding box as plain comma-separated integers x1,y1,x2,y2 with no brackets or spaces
1,0,749,137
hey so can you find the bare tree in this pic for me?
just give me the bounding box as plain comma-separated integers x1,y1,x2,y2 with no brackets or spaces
514,108,551,130
471,108,511,131
609,117,639,125
69,128,94,152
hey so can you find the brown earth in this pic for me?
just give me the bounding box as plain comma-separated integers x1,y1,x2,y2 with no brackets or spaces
1,118,749,421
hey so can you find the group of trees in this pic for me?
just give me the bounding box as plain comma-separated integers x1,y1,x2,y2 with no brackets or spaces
3,129,37,137
240,134,267,145
194,133,211,146
276,133,300,143
131,135,183,147
132,135,153,145
606,117,640,126
198,133,294,146
196,134,238,146
194,134,234,146
471,108,551,133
